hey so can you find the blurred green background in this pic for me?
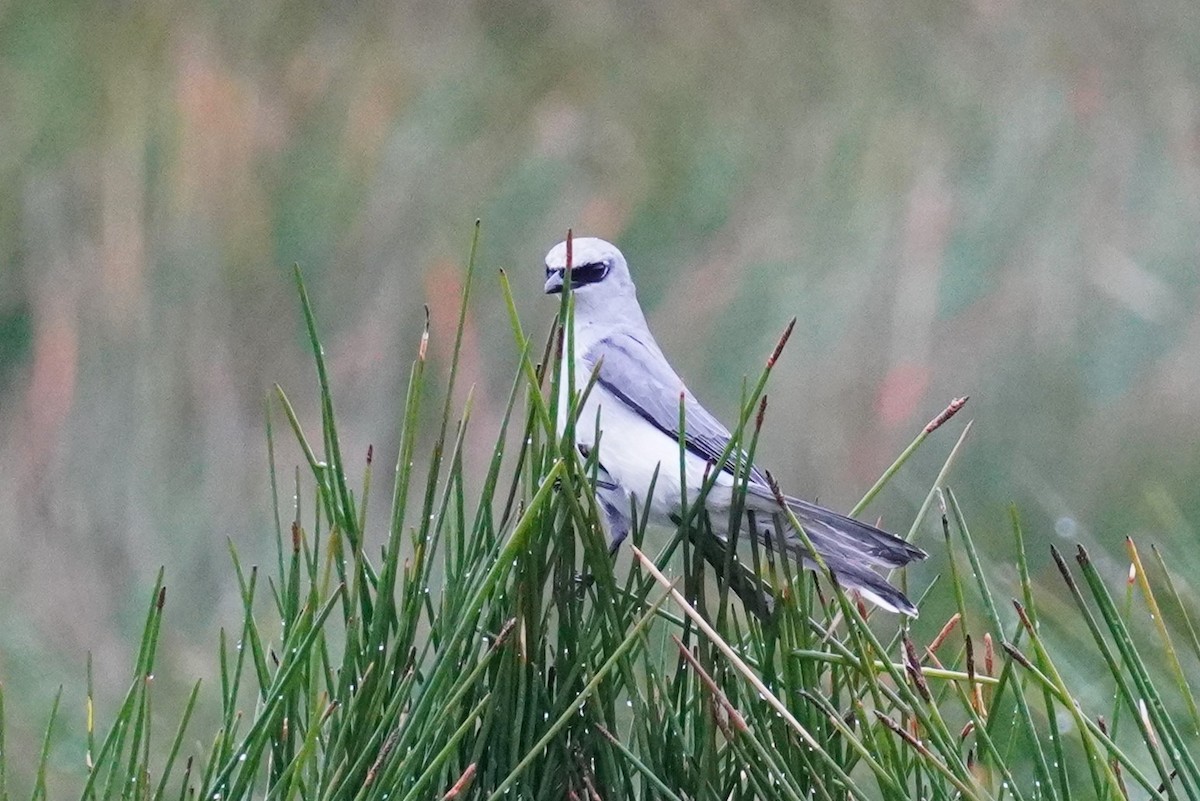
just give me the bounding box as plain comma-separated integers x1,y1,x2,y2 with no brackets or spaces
3,0,1200,782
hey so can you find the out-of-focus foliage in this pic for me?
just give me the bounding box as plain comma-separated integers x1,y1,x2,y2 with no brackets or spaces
1,0,1199,781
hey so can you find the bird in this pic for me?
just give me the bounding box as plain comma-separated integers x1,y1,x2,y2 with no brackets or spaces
543,236,926,616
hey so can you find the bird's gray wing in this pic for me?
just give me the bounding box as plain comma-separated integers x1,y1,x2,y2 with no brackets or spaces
582,332,768,485
583,332,923,617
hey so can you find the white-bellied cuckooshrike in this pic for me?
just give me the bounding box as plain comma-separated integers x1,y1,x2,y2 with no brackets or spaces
544,236,925,616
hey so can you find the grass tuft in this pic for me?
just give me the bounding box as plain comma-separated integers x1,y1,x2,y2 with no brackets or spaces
4,230,1200,799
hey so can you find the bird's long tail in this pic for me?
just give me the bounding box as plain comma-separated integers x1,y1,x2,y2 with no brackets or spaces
743,487,926,617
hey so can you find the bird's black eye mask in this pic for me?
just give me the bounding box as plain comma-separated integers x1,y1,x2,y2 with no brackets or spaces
545,260,610,294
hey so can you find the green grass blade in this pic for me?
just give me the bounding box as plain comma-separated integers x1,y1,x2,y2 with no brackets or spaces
1072,546,1200,796
31,686,61,801
152,680,201,801
1126,538,1200,737
851,397,968,517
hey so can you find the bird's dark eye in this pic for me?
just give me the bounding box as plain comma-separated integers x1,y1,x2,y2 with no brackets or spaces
570,260,610,286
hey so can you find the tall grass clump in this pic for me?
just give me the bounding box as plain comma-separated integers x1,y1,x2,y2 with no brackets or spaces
3,226,1200,799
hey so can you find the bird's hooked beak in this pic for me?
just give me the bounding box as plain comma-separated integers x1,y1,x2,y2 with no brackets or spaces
544,269,564,294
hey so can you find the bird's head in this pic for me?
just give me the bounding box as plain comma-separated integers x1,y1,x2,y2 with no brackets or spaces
543,237,637,304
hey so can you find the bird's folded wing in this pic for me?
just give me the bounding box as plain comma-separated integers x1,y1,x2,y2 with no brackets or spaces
583,334,925,568
582,332,767,485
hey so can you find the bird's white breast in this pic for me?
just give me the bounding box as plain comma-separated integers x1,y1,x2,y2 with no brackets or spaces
558,348,733,525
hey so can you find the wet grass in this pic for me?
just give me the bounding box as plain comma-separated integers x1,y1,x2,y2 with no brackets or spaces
5,229,1200,800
